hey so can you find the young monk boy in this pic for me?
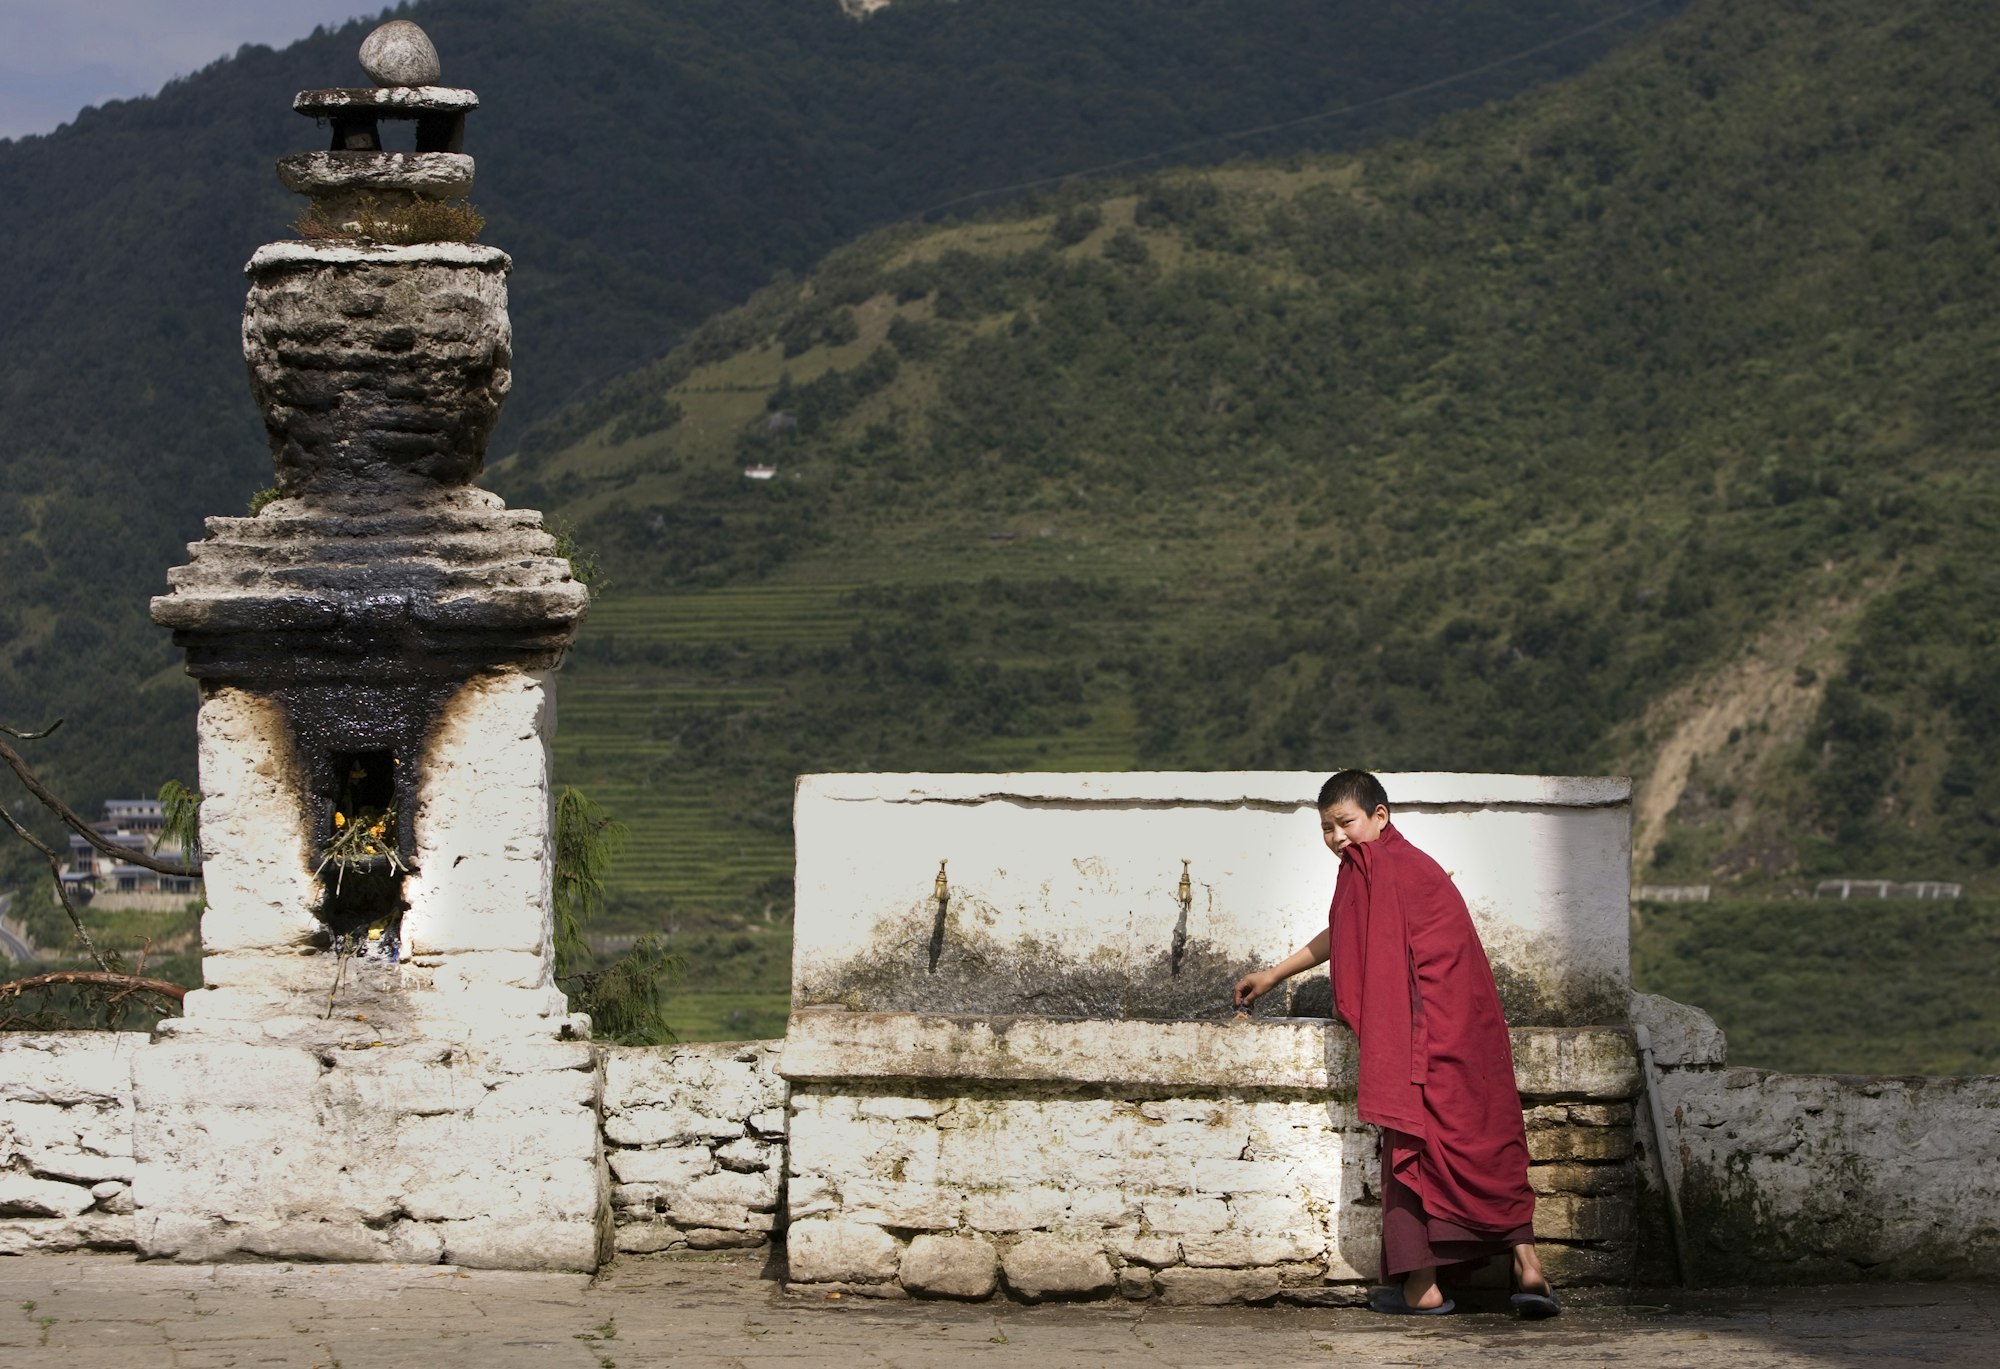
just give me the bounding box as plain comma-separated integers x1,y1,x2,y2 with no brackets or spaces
1233,770,1561,1318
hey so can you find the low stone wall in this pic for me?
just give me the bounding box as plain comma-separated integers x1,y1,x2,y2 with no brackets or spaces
1635,995,2000,1283
602,1041,787,1254
13,1000,1995,1286
0,1033,144,1254
779,1011,1640,1303
132,1030,609,1270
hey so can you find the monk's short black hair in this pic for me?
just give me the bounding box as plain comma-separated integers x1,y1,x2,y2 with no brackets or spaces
1318,769,1389,814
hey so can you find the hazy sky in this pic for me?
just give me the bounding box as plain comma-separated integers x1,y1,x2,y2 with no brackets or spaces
0,1,385,140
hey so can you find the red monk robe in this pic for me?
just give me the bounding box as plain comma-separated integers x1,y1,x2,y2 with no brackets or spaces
1329,821,1534,1276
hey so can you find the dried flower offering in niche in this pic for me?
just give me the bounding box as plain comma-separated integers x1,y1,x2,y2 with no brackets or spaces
317,750,405,893
316,802,405,892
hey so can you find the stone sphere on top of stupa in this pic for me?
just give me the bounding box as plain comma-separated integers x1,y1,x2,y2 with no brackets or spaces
358,19,442,88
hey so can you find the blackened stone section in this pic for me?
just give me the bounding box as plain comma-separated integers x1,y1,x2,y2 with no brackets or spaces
294,88,474,156
279,681,457,869
1288,975,1334,1020
416,112,467,155
280,681,450,947
331,114,381,152
318,865,405,954
152,488,588,680
243,246,511,495
797,923,1289,1024
318,750,407,955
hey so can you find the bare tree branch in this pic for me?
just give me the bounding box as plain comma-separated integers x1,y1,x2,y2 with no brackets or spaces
0,724,198,877
0,971,187,1004
0,800,114,972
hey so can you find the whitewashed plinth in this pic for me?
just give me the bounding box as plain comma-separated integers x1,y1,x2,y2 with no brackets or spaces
779,1011,1641,1301
131,1034,610,1269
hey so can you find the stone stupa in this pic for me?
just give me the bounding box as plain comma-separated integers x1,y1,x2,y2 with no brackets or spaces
139,21,608,1271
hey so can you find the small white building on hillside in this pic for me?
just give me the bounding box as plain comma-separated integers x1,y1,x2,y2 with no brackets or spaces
61,798,202,910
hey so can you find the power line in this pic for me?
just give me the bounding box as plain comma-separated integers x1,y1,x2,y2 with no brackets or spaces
917,0,1669,219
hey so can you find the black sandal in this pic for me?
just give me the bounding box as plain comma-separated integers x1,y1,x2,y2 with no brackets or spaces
1368,1286,1456,1316
1509,1282,1563,1320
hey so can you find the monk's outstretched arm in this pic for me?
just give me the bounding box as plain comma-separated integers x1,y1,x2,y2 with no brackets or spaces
1233,929,1329,1007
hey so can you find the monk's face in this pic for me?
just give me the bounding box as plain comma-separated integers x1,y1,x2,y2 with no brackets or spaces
1320,800,1389,855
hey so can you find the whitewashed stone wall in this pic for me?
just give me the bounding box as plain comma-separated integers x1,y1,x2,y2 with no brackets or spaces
602,1042,787,1253
0,1034,144,1254
792,772,1632,1026
1634,994,2000,1283
779,1011,1641,1302
132,1033,609,1270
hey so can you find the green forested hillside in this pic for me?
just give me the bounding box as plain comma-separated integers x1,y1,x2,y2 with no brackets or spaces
507,0,1999,958
1632,898,2000,1075
0,0,1670,858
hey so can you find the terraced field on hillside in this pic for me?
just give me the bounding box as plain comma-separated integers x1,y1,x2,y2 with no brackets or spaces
548,564,1198,919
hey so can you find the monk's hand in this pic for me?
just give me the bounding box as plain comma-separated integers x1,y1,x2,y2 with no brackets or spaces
1233,969,1274,1008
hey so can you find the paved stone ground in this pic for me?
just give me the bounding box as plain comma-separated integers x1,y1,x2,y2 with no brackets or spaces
0,1253,1994,1367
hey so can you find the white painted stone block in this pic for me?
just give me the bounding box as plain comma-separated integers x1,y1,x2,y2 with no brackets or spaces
900,1232,998,1298
129,1037,605,1270
1632,992,1727,1068
1002,1233,1115,1300
1066,1188,1143,1226
666,1200,779,1234
0,1174,96,1219
1180,1224,1322,1268
608,1148,714,1186
843,1180,963,1229
612,1181,660,1209
786,1175,836,1219
1648,1039,2000,1280
616,1221,688,1254
603,1106,741,1147
716,1137,779,1172
1140,1195,1232,1236
788,1217,901,1283
964,1186,1070,1231
193,689,318,959
1110,1229,1182,1267
0,1033,145,1105
403,671,556,961
0,1213,135,1255
684,1168,779,1212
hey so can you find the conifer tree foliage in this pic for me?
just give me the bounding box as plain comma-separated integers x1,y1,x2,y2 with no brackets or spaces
553,785,680,1044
